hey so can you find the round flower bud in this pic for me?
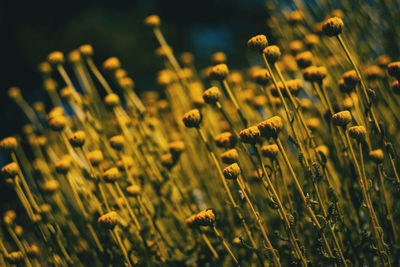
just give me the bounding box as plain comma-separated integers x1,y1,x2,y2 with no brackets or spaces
302,66,327,82
304,34,320,48
221,149,239,164
144,15,161,27
342,96,353,109
161,153,177,169
68,131,86,147
257,116,283,138
247,35,268,53
109,135,125,150
55,158,71,174
288,10,304,25
3,210,16,225
369,149,384,164
1,162,19,178
68,50,81,63
263,45,281,63
209,64,229,80
42,180,59,194
0,137,18,152
306,118,321,131
182,109,202,128
117,156,134,171
348,126,367,141
47,106,64,120
222,163,240,180
261,144,279,159
195,208,216,226
27,244,40,258
48,115,67,131
118,77,134,89
8,87,21,100
15,225,23,236
342,70,359,88
331,111,352,126
102,168,120,183
377,55,391,68
87,150,104,166
252,69,270,86
210,52,227,65
155,46,172,58
98,211,118,229
79,44,94,57
295,51,313,69
103,57,121,71
60,86,74,100
47,51,64,65
227,71,243,85
239,126,261,144
104,93,120,107
6,251,24,264
392,80,400,95
168,141,185,157
299,98,312,110
214,132,237,148
387,61,400,80
288,40,304,55
315,145,329,162
126,184,141,197
365,65,384,81
202,86,221,104
180,52,194,65
44,79,57,92
38,62,52,74
322,17,344,37
39,204,52,215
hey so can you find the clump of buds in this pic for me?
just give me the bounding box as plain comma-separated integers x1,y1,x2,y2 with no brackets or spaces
263,45,281,63
261,144,279,159
0,137,18,152
202,86,221,104
221,149,239,164
239,126,261,144
332,111,352,126
322,17,344,37
222,163,241,180
210,64,229,80
182,109,202,128
214,132,237,148
186,208,216,227
348,126,367,142
1,162,19,178
98,211,118,229
248,35,268,53
257,116,283,138
68,131,86,147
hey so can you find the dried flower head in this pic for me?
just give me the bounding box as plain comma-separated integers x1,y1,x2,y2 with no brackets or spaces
87,150,104,166
365,65,385,81
48,115,67,131
209,64,229,80
302,66,327,82
104,93,120,107
103,57,121,71
331,111,352,126
194,208,216,226
144,15,161,27
392,80,400,95
369,149,384,164
1,162,19,178
68,131,86,147
342,70,359,88
304,34,320,48
168,141,185,157
182,109,202,128
210,52,227,65
247,35,268,53
117,156,134,171
252,68,270,86
98,211,118,229
68,50,81,63
221,149,239,164
306,118,321,131
3,210,16,225
6,251,24,264
103,167,120,183
239,126,261,144
38,61,52,74
257,116,283,138
126,184,141,197
202,86,221,104
322,17,344,37
295,51,313,68
185,214,198,228
214,132,237,148
79,44,94,57
315,145,329,161
161,153,177,169
387,61,400,79
47,51,65,65
288,10,304,24
42,180,59,193
299,98,312,110
348,126,367,141
288,40,304,55
55,158,72,174
180,52,194,65
0,137,18,152
109,135,125,150
222,163,241,180
263,45,281,63
8,87,21,99
261,144,279,159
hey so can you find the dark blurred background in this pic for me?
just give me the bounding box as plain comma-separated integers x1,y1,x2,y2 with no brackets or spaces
0,0,272,138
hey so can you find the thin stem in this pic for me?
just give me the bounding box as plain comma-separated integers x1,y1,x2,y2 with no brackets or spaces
211,226,240,265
